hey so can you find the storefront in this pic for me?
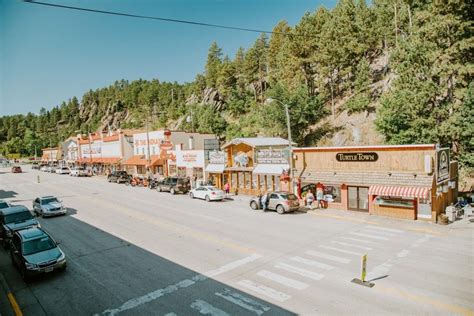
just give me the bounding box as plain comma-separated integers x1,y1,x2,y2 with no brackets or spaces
205,151,226,188
175,147,206,182
222,137,291,195
123,155,164,176
293,145,458,222
41,147,62,165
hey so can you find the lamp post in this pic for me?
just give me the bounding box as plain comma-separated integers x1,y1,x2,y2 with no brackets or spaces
265,98,294,189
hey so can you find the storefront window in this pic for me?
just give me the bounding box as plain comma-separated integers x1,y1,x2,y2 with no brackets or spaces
177,167,186,177
137,165,145,175
238,172,244,188
374,196,414,208
259,175,265,191
324,185,341,203
168,165,176,176
231,173,238,189
251,173,258,189
193,168,203,180
245,172,251,189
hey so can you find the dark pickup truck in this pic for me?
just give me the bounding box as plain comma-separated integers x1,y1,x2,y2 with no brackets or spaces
107,171,131,184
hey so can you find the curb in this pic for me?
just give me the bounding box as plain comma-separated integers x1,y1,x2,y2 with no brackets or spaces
0,272,22,316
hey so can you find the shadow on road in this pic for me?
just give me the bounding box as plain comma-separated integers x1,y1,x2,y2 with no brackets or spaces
0,190,18,199
0,212,296,316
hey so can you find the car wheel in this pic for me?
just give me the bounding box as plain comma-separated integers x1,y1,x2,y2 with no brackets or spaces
205,195,210,202
190,192,194,199
250,201,258,210
170,188,176,195
276,205,285,214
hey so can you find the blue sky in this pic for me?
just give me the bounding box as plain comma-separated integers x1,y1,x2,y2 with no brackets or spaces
0,0,337,115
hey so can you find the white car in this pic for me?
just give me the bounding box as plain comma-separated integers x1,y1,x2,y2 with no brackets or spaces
55,167,70,175
189,186,225,202
40,166,49,172
70,167,87,177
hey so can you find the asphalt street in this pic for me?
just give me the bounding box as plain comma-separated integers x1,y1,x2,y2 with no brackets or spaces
0,166,473,316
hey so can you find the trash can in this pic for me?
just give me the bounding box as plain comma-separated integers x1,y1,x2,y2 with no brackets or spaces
445,205,456,222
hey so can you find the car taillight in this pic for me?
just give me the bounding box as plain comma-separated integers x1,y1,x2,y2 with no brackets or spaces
211,192,216,195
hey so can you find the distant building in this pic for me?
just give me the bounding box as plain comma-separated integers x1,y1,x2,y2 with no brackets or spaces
41,147,62,164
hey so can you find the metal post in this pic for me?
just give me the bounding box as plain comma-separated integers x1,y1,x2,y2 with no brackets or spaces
49,139,53,167
146,112,151,176
284,103,293,188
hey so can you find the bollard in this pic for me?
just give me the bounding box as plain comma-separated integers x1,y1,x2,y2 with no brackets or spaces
37,175,40,183
351,254,374,288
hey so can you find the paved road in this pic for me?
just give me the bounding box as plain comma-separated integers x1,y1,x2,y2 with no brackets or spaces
0,166,473,315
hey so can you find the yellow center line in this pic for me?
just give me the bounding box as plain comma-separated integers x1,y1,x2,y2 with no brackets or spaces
7,292,23,316
377,285,474,316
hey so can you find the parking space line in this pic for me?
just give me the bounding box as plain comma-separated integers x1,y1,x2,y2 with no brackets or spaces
362,228,397,237
236,280,291,302
274,262,325,281
366,225,405,234
215,288,271,316
190,299,229,316
305,250,351,264
257,270,309,290
289,256,335,270
340,237,379,244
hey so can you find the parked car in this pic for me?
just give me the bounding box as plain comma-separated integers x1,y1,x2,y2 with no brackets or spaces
10,227,66,282
49,166,59,173
156,177,191,194
11,166,22,173
31,163,40,170
189,186,225,202
107,171,131,183
40,165,49,172
55,167,70,175
70,167,88,177
249,191,300,214
0,205,40,247
32,196,66,217
0,200,12,210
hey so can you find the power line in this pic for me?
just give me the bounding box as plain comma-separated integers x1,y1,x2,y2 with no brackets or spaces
23,0,295,37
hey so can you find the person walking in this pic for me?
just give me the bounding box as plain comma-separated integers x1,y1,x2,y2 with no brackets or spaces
306,190,315,209
224,182,230,197
316,183,324,209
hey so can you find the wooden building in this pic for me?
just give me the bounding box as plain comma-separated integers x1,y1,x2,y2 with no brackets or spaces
293,144,458,222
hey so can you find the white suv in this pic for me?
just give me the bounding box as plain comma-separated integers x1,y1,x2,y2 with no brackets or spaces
55,167,70,175
70,167,87,177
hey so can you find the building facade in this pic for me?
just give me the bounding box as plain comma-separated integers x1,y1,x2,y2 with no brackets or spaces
293,144,458,222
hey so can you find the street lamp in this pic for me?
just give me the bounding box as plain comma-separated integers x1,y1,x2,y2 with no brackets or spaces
265,98,294,188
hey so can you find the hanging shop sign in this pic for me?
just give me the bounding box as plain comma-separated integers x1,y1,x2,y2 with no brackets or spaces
256,149,288,164
234,152,249,167
436,148,450,184
336,152,378,162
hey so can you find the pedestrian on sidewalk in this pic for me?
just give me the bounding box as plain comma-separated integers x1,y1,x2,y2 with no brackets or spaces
224,182,230,197
306,190,315,209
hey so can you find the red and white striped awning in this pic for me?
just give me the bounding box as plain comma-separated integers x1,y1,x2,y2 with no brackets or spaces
368,185,430,199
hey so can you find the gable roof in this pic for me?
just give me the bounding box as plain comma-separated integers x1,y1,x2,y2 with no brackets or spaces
222,137,292,149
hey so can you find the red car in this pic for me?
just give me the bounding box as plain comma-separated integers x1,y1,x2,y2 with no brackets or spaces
11,166,22,173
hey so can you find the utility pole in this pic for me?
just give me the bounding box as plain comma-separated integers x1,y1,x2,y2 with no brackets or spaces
146,111,151,176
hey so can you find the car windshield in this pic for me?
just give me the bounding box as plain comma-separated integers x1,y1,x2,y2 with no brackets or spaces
0,202,9,209
280,194,298,200
41,198,59,205
23,236,56,255
209,187,219,191
5,211,33,224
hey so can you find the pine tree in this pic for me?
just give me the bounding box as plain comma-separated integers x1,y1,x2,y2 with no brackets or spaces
205,42,223,88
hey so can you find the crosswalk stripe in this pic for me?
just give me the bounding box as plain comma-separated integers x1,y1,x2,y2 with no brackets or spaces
215,288,270,316
289,256,335,270
350,232,388,240
319,245,364,256
190,299,229,316
274,262,325,280
236,280,291,302
331,241,372,251
362,228,397,237
305,250,351,264
366,225,405,233
341,237,378,244
257,270,309,290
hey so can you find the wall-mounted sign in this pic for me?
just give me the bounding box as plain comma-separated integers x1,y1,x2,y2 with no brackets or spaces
208,151,225,164
256,149,288,164
436,148,450,184
336,152,378,162
234,152,249,167
176,150,204,168
204,139,220,150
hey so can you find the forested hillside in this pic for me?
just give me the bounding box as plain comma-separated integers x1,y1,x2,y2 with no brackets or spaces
1,0,472,175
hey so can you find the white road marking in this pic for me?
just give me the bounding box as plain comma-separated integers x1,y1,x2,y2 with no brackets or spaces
257,270,309,290
215,288,271,316
350,232,388,240
97,254,262,315
236,280,291,302
319,245,364,256
205,254,263,278
274,262,325,281
366,225,405,233
164,313,177,316
397,249,410,258
362,228,397,237
289,256,335,270
341,237,378,244
190,299,229,316
305,250,351,264
331,241,372,251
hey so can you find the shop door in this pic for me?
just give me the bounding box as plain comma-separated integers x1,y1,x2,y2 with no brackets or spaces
348,186,369,212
